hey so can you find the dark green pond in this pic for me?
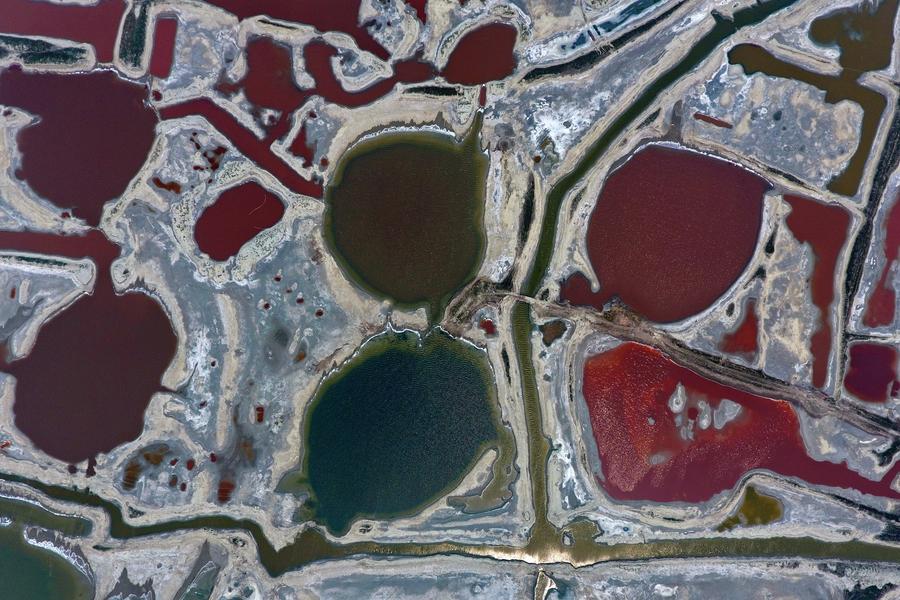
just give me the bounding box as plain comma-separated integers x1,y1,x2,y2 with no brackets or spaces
0,497,93,599
324,123,488,320
284,329,501,534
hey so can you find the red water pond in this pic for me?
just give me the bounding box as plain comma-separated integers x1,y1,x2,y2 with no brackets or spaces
0,230,177,464
0,66,158,226
784,195,850,389
194,181,286,261
863,192,900,328
719,299,758,357
843,342,899,404
149,16,178,79
0,0,126,63
442,23,517,85
582,342,899,502
561,145,769,323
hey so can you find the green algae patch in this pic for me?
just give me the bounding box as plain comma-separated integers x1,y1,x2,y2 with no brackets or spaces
717,486,783,531
324,122,488,321
279,329,510,535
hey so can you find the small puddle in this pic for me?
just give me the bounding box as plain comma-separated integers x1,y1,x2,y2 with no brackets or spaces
716,486,783,531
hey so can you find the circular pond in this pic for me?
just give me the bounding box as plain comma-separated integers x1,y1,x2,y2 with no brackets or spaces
324,127,488,320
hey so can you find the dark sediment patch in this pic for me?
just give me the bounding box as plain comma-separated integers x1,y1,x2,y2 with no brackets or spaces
0,230,177,463
285,330,500,535
442,23,517,85
844,342,899,403
0,0,125,63
581,342,900,502
0,67,158,226
194,181,286,261
539,320,567,346
560,144,768,323
324,122,487,319
784,195,851,388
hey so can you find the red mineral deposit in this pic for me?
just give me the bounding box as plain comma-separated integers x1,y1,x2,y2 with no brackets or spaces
582,342,899,502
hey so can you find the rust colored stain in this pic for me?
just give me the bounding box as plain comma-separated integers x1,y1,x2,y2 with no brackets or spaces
0,0,126,63
0,67,158,226
149,16,179,79
582,342,900,502
193,181,286,262
151,177,182,194
0,230,177,463
863,193,900,328
784,195,851,388
255,406,265,423
441,23,517,85
216,479,235,503
288,123,315,167
561,145,768,323
844,342,899,403
720,299,759,357
186,458,196,471
693,112,733,129
539,320,567,346
478,319,497,336
122,461,142,490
